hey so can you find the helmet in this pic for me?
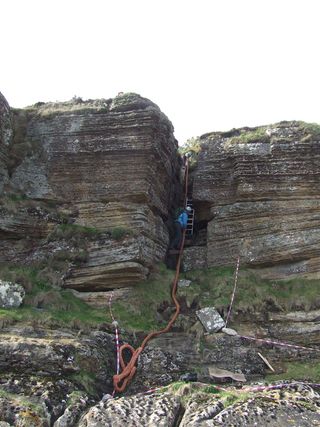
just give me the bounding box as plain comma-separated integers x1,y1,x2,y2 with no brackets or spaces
186,206,192,212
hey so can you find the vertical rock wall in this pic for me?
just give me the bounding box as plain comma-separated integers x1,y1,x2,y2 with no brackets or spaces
0,92,12,192
192,122,320,277
1,93,180,290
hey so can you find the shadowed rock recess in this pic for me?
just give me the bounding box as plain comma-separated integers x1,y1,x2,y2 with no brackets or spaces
1,92,180,290
190,122,320,278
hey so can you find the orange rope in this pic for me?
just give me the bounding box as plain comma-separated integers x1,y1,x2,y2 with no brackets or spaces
113,158,189,393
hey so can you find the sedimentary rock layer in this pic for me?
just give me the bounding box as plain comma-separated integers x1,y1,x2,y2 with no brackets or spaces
1,93,180,289
0,92,12,192
192,122,320,275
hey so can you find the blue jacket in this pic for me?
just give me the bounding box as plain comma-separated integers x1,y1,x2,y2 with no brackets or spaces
176,211,188,229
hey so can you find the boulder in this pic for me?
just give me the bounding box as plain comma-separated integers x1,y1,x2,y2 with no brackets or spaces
0,280,25,308
196,307,226,333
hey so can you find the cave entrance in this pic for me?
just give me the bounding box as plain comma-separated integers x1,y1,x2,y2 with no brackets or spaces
185,200,212,247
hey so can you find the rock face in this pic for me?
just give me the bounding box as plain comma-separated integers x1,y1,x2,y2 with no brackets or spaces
0,92,12,192
1,93,180,290
78,382,320,427
192,122,320,277
0,326,116,426
79,392,181,427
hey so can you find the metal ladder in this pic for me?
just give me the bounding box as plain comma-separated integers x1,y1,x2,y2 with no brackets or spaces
186,198,194,237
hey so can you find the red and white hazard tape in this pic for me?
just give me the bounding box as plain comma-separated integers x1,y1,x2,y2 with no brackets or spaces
108,291,121,396
225,257,240,326
240,334,320,353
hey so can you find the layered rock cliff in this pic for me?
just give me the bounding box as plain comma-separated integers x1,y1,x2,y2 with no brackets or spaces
0,91,12,192
191,122,320,278
1,91,320,426
1,92,180,290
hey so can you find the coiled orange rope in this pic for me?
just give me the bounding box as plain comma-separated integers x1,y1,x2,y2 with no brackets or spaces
113,158,189,393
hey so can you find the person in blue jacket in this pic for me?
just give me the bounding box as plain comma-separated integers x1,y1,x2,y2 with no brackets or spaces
170,206,191,250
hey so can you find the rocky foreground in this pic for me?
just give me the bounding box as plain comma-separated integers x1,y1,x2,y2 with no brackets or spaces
78,382,320,427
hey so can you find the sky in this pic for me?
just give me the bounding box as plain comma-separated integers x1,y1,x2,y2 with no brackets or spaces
1,0,320,143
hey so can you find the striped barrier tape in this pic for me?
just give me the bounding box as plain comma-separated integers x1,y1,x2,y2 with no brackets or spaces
240,334,320,352
225,256,240,326
108,291,121,396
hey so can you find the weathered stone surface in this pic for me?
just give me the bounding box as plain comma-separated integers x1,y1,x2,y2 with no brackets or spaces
0,92,12,192
53,392,89,427
193,122,320,277
221,327,238,336
183,246,207,271
196,307,226,333
0,327,114,385
78,392,181,427
77,382,320,427
70,288,132,308
2,93,179,289
207,366,246,382
0,280,25,308
180,383,320,426
0,326,115,424
64,237,150,291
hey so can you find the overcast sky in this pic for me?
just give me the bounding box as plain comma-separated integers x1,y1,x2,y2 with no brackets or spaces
1,0,319,143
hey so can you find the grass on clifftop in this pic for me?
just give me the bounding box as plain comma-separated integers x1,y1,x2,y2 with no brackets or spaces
227,127,270,145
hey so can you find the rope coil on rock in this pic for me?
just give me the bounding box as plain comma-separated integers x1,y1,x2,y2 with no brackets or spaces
112,158,190,393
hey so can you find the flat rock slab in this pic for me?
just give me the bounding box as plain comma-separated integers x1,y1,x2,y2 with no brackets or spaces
208,366,246,382
196,307,225,333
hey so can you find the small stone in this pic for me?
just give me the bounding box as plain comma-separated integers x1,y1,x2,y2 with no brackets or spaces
178,279,192,288
179,372,198,382
221,327,238,336
101,394,113,402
